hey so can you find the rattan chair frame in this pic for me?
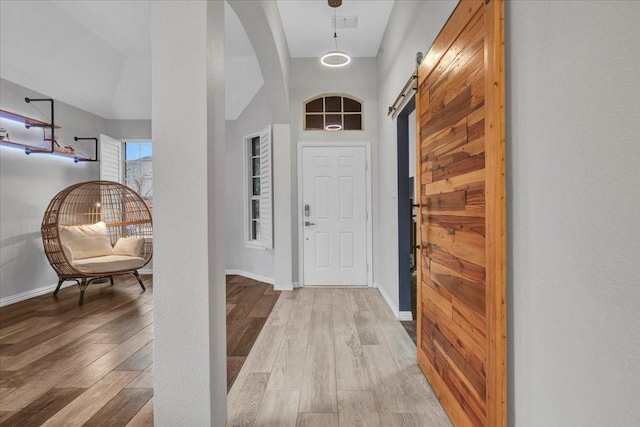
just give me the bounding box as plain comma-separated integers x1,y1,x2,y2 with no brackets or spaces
41,180,153,304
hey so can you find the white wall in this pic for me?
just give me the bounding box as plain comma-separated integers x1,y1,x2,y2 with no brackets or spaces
375,0,457,313
151,1,226,425
290,57,378,145
0,78,102,304
507,2,640,425
105,119,152,140
225,86,275,282
228,0,290,124
290,57,379,285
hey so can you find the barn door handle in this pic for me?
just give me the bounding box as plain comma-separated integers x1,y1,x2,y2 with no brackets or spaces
305,221,316,226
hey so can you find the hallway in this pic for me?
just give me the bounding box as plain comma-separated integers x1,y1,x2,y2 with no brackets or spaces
227,287,452,426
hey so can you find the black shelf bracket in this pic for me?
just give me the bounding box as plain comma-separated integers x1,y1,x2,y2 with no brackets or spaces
73,137,99,163
24,97,55,155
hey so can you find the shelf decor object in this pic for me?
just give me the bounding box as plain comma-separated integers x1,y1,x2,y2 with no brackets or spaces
0,98,97,162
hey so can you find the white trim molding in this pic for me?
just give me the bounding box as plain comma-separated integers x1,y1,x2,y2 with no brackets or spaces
0,281,76,307
376,284,411,321
225,269,275,285
274,283,294,292
397,311,414,321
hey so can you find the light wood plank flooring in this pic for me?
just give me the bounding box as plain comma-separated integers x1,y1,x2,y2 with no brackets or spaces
1,278,451,426
0,274,280,426
228,287,453,427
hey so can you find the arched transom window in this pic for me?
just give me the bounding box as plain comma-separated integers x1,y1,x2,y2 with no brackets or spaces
304,94,363,131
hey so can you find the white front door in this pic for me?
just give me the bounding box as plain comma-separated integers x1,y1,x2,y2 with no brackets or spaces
301,145,368,286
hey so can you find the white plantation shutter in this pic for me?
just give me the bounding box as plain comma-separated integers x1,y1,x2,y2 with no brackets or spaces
259,125,273,249
99,134,122,183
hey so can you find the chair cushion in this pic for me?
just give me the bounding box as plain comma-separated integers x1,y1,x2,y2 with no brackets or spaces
72,255,146,274
59,221,113,260
62,244,74,261
112,237,145,257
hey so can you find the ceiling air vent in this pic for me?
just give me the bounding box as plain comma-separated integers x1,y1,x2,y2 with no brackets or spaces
332,15,359,29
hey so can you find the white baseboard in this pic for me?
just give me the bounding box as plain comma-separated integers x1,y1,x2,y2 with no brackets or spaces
375,283,413,321
376,283,398,314
0,281,76,307
397,311,413,321
138,268,153,275
274,283,294,291
225,270,275,285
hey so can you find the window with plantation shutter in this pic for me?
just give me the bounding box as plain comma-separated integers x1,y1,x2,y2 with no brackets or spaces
259,126,273,249
245,125,273,249
99,134,122,183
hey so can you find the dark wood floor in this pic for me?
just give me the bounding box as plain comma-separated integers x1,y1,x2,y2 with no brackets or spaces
225,275,280,391
0,274,279,425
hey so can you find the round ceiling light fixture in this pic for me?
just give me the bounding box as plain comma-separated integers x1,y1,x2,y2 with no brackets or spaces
321,51,351,68
321,0,351,68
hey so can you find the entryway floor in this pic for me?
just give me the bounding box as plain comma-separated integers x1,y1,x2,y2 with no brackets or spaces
227,287,452,426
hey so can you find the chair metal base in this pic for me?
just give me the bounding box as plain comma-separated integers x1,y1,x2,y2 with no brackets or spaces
53,271,146,305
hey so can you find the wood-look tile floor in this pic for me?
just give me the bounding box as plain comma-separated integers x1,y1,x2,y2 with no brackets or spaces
0,275,155,427
1,277,451,426
0,274,279,426
226,275,281,391
228,287,453,427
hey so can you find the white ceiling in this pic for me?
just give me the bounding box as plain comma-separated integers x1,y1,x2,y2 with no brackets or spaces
0,0,394,121
0,0,152,120
277,0,395,58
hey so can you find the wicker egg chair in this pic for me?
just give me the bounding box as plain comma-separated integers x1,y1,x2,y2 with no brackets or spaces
41,180,153,304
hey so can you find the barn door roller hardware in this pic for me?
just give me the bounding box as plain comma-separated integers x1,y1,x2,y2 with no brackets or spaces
388,74,417,117
388,51,423,117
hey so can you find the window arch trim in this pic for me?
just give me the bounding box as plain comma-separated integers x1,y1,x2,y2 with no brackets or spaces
303,93,363,131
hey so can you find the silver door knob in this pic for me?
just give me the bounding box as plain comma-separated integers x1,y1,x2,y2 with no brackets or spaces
304,221,316,226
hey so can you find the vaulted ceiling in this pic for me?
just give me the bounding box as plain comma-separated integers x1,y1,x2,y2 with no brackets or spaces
0,0,394,121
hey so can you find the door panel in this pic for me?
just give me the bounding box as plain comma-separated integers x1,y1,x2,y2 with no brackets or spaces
415,0,505,426
302,146,367,286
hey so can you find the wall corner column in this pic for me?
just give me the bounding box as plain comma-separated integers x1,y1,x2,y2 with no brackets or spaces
273,124,294,290
152,1,226,426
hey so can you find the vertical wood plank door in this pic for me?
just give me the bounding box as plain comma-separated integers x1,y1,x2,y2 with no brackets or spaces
415,0,505,426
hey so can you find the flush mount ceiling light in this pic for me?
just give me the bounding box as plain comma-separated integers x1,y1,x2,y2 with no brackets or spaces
325,124,342,131
321,0,351,68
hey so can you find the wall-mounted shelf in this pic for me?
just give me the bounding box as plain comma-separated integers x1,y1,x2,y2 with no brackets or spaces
0,139,97,162
0,103,97,162
0,109,61,129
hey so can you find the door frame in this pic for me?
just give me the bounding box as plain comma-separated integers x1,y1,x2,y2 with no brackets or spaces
297,141,373,287
396,95,416,319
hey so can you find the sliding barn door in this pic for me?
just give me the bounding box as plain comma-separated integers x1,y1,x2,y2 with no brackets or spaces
415,0,505,426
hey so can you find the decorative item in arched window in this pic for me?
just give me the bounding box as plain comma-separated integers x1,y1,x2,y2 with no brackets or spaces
304,95,363,131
